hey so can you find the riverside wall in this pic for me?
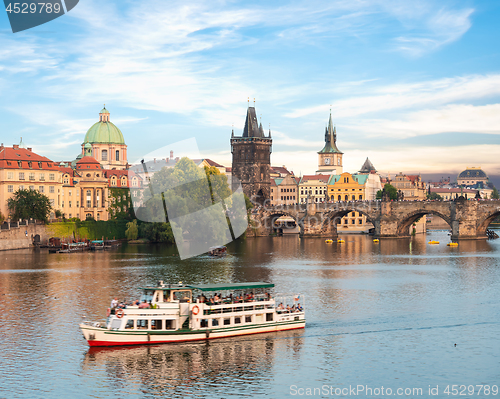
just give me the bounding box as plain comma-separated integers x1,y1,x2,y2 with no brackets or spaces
0,221,49,251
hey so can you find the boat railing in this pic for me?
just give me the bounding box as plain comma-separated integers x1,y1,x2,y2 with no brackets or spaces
201,299,275,316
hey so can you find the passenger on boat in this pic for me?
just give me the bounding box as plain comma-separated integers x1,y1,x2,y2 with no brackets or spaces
214,294,220,303
296,303,303,312
277,303,284,312
138,300,149,309
133,299,140,306
110,297,118,308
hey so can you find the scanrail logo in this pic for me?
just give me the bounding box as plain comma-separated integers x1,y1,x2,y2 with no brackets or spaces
3,0,79,33
130,139,248,260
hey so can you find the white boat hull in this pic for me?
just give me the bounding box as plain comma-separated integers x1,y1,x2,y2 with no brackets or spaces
80,319,305,347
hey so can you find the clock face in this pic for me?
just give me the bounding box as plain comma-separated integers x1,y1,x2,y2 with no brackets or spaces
325,158,331,165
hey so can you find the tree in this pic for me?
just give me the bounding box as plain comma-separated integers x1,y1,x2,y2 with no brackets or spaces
139,222,175,243
427,192,443,201
55,210,63,218
125,219,138,240
376,184,398,200
7,189,52,223
492,188,499,199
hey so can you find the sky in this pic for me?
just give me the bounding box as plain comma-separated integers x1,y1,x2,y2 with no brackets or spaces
1,0,499,185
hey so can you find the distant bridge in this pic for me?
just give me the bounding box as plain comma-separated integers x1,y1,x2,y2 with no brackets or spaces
248,198,500,240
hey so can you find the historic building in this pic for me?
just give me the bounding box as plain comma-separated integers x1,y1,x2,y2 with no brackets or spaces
457,167,489,187
78,107,128,170
298,175,330,204
231,106,272,204
270,174,299,205
316,112,343,175
391,173,427,200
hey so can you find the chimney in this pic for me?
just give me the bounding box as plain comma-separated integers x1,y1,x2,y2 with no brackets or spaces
170,150,174,159
0,143,3,151
154,158,156,163
27,147,32,152
13,144,19,149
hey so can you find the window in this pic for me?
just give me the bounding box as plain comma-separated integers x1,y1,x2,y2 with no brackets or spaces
29,186,34,191
49,173,55,181
266,313,273,321
50,199,55,206
125,320,134,329
19,172,25,180
61,201,64,207
224,318,231,326
39,186,45,193
132,178,138,187
39,173,45,181
19,185,24,190
102,150,108,161
76,201,79,207
200,319,209,328
7,172,13,179
151,320,163,330
234,317,241,324
245,315,252,323
115,150,119,161
136,320,148,329
212,319,219,327
69,190,72,196
69,201,72,208
351,219,355,224
29,173,35,180
7,185,13,193
111,178,116,186
359,195,363,200
358,219,363,224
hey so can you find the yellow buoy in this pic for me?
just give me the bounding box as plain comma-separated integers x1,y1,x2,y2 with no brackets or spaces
447,242,458,247
373,239,379,243
428,241,440,244
337,239,345,243
325,239,333,244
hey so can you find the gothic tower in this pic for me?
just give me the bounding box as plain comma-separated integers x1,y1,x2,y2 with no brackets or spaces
231,105,272,204
316,111,343,175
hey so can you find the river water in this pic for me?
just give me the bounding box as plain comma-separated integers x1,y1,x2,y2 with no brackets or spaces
1,230,499,398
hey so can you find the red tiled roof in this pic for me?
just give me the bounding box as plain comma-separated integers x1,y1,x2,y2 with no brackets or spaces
204,159,225,168
301,174,329,183
271,166,291,175
0,147,58,170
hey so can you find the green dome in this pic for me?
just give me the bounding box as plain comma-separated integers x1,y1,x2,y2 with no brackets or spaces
84,120,125,144
100,107,110,114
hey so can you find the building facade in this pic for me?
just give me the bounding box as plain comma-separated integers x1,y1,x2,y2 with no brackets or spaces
231,106,272,204
457,167,489,187
391,173,427,200
298,174,329,204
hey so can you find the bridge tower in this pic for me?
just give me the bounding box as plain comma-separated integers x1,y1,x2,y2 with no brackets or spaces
316,111,343,175
231,105,272,205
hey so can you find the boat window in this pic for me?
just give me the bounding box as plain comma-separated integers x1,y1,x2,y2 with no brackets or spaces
136,319,148,329
140,290,154,303
234,317,241,324
245,315,252,323
212,319,219,327
124,320,134,329
172,290,191,303
244,306,254,311
163,290,171,302
266,313,274,322
165,320,174,330
223,318,231,326
151,320,163,330
110,319,122,330
200,319,209,328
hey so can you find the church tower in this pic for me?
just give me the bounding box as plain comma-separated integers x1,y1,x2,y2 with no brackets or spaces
231,105,272,204
316,111,343,175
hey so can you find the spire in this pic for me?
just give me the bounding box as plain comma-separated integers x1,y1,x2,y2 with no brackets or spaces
242,106,260,137
269,123,272,138
318,111,342,154
359,157,377,173
259,122,264,137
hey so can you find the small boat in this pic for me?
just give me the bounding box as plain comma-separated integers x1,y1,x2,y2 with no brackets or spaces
208,246,227,256
325,239,333,244
90,240,104,250
337,239,345,243
428,240,440,244
373,239,379,243
447,242,458,247
80,281,305,347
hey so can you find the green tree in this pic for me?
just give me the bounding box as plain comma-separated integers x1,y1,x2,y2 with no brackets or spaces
491,187,499,199
139,222,175,243
7,189,52,223
0,211,5,224
376,184,398,200
427,192,443,201
125,219,139,240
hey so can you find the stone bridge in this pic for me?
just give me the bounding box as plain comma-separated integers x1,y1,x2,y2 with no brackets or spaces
248,198,500,240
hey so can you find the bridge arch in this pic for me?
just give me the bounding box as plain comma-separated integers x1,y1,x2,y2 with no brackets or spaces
396,209,452,236
476,210,500,237
318,207,377,236
261,211,301,235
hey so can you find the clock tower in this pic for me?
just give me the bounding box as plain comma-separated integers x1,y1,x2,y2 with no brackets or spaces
316,111,343,175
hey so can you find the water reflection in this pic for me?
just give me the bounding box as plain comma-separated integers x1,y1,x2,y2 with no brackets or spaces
82,330,304,397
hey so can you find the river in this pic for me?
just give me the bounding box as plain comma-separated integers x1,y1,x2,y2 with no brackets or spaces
1,230,499,398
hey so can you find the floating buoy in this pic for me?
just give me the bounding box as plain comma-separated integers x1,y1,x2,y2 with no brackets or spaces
325,239,333,244
373,239,379,243
447,242,458,247
428,241,440,244
337,239,345,243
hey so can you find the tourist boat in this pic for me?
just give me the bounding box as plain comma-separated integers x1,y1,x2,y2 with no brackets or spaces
80,281,305,347
90,240,105,250
208,245,227,256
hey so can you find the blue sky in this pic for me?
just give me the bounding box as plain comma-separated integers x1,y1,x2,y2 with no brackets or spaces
1,0,499,181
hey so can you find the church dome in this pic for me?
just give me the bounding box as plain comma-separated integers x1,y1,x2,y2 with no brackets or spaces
83,107,125,145
458,168,487,179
